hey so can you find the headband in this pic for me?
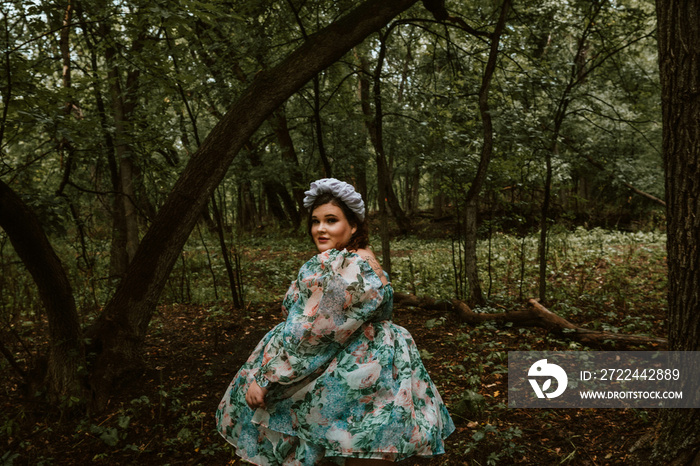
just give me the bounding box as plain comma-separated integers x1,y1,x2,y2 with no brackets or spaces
303,178,366,221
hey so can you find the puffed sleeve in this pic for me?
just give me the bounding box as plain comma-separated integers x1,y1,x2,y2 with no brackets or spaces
256,249,384,389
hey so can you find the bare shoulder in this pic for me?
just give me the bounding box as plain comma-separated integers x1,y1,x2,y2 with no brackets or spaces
353,248,388,285
354,248,378,264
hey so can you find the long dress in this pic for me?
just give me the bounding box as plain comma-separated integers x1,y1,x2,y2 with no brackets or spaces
216,249,455,465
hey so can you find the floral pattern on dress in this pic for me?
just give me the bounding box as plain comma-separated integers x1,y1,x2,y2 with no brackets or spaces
216,249,455,465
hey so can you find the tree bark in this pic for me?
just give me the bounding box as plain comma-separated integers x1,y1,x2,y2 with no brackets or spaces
461,0,510,307
86,0,421,409
106,62,140,263
407,166,421,216
237,179,259,230
102,18,144,267
538,144,554,301
0,180,85,400
648,0,700,463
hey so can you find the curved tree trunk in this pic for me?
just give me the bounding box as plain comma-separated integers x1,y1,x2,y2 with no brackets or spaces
462,0,510,307
86,0,421,410
0,180,85,400
649,0,700,463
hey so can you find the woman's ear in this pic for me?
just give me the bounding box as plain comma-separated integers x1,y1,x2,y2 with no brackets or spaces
351,225,357,235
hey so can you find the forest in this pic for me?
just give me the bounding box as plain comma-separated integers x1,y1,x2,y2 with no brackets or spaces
1,0,699,464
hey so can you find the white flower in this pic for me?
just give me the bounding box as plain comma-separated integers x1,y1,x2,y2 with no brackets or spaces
326,425,355,454
342,361,382,390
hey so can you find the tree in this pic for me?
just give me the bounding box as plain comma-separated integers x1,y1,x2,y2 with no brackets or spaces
0,179,84,400
461,0,511,307
82,0,422,408
0,0,425,407
650,0,700,463
0,0,666,412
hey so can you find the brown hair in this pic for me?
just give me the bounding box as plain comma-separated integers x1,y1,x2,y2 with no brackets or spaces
307,192,369,251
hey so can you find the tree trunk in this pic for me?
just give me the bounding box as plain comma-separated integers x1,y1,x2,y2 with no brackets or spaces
103,21,142,265
313,75,333,177
407,166,421,216
650,0,700,463
77,12,130,280
537,3,606,302
464,198,485,306
354,162,368,210
211,195,243,308
106,63,140,263
0,180,85,400
86,0,421,409
461,0,510,307
247,147,299,227
357,41,411,234
270,106,307,224
432,173,446,218
538,147,553,301
237,179,258,230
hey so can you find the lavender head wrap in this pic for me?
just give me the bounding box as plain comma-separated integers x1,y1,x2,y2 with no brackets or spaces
303,178,365,221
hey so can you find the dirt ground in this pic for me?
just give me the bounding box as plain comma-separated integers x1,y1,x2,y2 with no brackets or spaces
2,299,658,465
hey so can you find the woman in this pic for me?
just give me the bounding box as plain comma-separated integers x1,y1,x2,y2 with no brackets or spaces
216,178,454,465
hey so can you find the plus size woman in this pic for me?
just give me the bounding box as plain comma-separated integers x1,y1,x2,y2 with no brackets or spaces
216,178,454,465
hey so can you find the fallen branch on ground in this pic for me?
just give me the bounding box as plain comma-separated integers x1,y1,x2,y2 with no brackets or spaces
394,292,667,349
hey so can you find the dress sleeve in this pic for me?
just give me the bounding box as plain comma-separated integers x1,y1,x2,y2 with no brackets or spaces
257,249,384,388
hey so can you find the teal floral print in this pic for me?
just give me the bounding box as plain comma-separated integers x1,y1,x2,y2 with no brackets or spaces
216,249,454,465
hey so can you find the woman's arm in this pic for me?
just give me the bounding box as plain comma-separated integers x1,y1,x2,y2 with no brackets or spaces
255,250,384,388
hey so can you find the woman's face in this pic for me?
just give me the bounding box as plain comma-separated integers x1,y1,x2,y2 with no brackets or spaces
311,202,357,253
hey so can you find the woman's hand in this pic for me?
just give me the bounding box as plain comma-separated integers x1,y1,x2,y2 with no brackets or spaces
245,380,269,410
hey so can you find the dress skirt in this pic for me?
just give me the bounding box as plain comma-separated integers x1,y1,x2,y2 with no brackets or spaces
216,249,455,465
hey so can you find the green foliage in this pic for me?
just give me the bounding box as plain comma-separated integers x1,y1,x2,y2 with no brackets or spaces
1,228,667,463
0,0,662,321
388,228,665,327
66,381,228,463
0,0,672,463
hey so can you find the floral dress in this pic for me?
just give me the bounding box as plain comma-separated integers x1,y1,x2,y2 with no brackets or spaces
216,249,455,465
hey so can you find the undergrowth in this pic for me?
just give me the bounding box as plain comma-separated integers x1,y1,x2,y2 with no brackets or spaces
0,227,668,465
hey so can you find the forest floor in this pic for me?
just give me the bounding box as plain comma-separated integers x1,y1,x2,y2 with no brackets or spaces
2,296,661,465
